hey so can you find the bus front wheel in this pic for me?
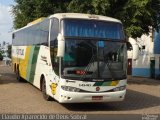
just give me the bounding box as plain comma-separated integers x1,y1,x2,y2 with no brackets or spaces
42,78,51,101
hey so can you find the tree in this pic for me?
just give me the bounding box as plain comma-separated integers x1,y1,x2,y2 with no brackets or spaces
12,0,71,28
12,0,160,38
67,0,160,38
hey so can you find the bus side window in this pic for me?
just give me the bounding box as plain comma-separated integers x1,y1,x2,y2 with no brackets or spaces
50,18,59,75
50,40,59,75
50,18,59,41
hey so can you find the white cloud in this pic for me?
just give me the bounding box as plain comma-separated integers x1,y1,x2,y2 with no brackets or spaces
0,3,13,44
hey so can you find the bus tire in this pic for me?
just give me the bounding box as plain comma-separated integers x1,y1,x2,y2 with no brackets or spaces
14,63,16,73
16,67,23,82
42,77,51,101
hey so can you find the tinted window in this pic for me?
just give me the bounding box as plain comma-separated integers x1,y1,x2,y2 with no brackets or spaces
50,18,59,41
62,19,124,40
13,18,50,46
50,18,59,75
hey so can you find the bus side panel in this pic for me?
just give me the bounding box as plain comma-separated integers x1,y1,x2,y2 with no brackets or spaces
20,46,31,79
12,46,18,71
12,45,59,99
26,46,40,83
32,45,60,99
12,46,29,79
33,46,53,91
12,46,41,83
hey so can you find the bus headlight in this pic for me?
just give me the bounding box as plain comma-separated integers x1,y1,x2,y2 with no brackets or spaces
113,86,126,92
61,86,80,92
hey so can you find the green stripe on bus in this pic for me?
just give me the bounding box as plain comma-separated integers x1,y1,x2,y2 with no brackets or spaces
102,81,112,86
26,46,35,81
93,82,103,86
29,46,40,83
26,46,40,83
93,81,112,86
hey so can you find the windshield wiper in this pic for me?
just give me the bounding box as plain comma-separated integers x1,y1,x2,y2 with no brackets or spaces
80,53,97,81
79,41,97,80
103,51,115,80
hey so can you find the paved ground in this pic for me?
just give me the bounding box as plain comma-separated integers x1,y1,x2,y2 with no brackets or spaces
0,61,160,115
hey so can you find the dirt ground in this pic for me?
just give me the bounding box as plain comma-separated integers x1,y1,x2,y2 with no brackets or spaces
0,61,160,114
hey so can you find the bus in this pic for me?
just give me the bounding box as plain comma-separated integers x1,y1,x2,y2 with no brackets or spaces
12,13,127,103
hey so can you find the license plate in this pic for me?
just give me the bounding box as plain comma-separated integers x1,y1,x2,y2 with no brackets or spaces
92,96,103,100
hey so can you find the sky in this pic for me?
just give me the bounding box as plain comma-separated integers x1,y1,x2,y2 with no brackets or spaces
0,0,15,45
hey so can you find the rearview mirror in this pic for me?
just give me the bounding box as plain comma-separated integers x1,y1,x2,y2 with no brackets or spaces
57,33,65,57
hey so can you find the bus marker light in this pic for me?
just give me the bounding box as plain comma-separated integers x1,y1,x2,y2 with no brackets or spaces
76,70,86,75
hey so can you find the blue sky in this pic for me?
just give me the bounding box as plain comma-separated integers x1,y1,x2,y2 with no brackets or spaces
0,0,15,6
0,0,15,44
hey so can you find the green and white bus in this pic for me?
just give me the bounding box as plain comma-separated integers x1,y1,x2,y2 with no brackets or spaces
12,13,127,103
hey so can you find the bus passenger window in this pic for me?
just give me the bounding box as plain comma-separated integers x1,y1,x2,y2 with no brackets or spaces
50,40,59,75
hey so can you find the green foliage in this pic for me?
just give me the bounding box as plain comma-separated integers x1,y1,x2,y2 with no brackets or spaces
67,0,93,13
12,0,71,28
12,0,160,38
116,0,160,37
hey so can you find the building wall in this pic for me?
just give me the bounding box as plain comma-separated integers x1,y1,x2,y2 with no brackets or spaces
154,31,160,54
132,55,150,77
132,33,154,77
128,32,160,78
128,29,160,78
154,31,160,77
155,55,160,77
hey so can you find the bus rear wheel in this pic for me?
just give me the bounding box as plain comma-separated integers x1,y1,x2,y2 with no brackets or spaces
42,78,51,101
16,67,23,82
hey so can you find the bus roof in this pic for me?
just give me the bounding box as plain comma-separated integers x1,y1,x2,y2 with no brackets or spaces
13,17,48,33
49,13,122,23
13,13,122,33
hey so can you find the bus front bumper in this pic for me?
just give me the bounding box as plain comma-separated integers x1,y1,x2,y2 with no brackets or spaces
58,90,126,103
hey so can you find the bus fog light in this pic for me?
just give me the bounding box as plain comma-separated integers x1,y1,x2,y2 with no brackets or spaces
113,86,126,92
61,86,80,92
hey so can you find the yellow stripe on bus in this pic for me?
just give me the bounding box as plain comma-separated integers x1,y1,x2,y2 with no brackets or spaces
110,81,119,86
21,46,31,79
12,46,32,80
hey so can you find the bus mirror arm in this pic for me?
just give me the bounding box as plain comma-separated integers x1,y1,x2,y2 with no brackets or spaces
57,33,65,57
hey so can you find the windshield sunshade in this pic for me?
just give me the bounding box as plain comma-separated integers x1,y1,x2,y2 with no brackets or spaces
62,19,124,40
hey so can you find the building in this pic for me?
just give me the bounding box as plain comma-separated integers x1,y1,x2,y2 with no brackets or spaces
0,42,9,59
128,30,160,78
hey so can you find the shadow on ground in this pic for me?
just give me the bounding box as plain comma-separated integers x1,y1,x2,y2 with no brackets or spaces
62,89,160,112
127,76,160,86
0,64,159,112
0,66,26,84
0,72,18,84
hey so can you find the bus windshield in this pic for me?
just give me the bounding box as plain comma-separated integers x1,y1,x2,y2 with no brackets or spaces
62,19,124,40
61,39,127,81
